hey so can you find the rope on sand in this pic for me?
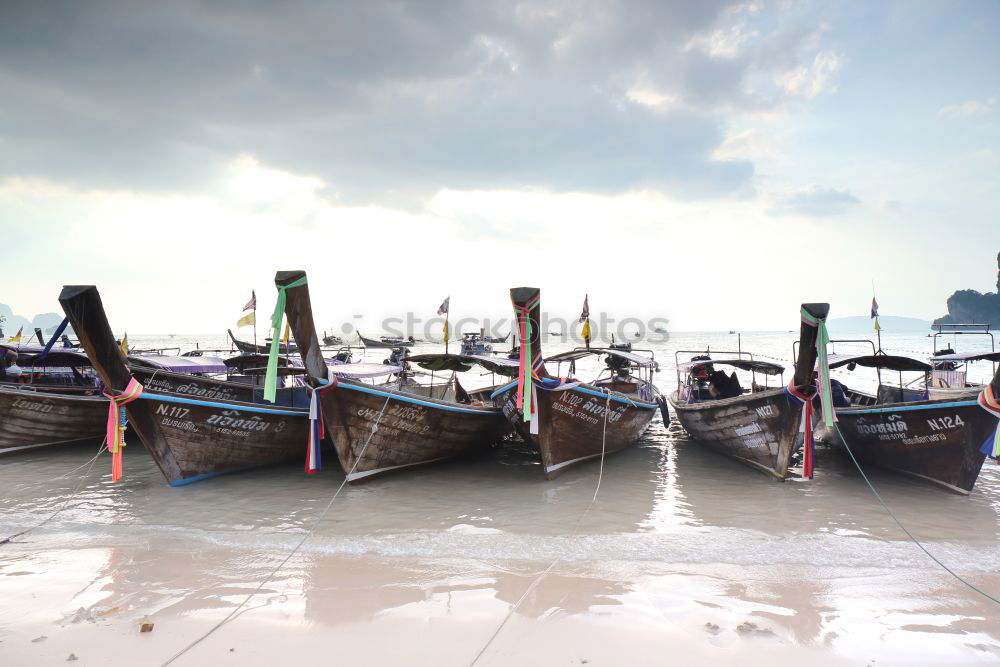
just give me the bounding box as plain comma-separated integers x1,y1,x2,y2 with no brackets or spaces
468,390,613,666
161,388,397,666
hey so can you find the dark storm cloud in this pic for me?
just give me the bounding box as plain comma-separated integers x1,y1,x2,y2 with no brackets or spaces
0,1,819,198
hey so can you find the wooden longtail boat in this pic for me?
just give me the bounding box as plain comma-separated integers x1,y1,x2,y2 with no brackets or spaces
227,328,297,354
826,351,1000,494
277,270,510,482
491,287,663,479
668,303,829,480
60,286,310,486
0,348,106,454
358,334,414,349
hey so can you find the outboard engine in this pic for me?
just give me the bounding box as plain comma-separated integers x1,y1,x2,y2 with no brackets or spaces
385,346,410,370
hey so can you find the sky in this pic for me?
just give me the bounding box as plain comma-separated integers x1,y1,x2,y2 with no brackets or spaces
1,1,997,335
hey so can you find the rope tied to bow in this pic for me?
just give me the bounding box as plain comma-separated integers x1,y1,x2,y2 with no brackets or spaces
101,377,143,482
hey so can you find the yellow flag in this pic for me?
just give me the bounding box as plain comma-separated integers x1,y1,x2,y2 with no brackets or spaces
874,317,881,332
237,311,256,328
120,333,129,356
443,319,449,344
8,326,22,342
283,321,290,346
582,319,592,347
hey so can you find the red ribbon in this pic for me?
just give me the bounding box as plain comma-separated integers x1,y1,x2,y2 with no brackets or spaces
785,383,817,479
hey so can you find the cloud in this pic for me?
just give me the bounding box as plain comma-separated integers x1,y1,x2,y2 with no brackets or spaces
771,185,859,217
938,97,997,119
0,1,839,201
774,51,842,99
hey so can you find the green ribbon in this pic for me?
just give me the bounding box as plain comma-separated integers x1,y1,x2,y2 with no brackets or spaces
263,276,307,403
522,317,533,422
801,307,836,427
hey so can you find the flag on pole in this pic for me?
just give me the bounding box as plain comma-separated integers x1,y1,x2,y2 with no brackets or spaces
437,296,450,316
283,321,291,347
237,311,256,328
870,297,879,319
580,294,592,348
244,290,257,312
120,333,129,356
8,326,22,342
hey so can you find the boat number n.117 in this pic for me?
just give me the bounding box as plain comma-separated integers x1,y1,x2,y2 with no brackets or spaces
927,415,964,431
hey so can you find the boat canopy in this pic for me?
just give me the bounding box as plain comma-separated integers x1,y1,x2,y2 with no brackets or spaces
328,362,403,379
827,353,931,372
928,351,1000,363
406,353,520,376
18,351,93,367
129,354,228,374
677,358,784,375
546,348,656,368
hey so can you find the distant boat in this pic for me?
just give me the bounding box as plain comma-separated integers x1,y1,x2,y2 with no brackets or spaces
484,332,509,344
654,326,667,334
322,331,344,346
227,328,297,354
358,333,414,348
460,332,492,356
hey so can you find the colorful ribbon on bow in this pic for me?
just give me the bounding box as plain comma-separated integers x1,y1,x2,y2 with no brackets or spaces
306,375,339,474
264,276,308,403
978,383,1000,461
514,292,543,434
784,306,836,480
102,377,143,482
784,384,817,479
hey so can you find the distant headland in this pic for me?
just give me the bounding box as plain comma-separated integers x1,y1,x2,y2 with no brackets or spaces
933,251,1000,328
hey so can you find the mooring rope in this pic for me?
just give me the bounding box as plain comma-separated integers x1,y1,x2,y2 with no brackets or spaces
0,438,106,546
468,389,613,666
161,387,397,666
833,424,1000,606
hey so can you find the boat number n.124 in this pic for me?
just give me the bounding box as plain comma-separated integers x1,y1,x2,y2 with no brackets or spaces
926,415,964,431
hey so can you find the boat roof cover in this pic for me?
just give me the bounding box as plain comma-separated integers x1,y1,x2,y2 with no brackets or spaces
677,358,785,375
129,354,228,374
405,353,520,376
17,351,93,367
827,353,932,372
928,351,1000,363
546,348,657,368
327,362,403,379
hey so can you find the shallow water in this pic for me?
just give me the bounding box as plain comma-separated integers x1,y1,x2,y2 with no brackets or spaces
1,329,998,665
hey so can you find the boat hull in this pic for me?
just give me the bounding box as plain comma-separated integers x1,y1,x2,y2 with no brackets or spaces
122,391,309,485
832,396,992,494
319,380,507,482
0,385,107,453
498,384,658,479
668,388,803,480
